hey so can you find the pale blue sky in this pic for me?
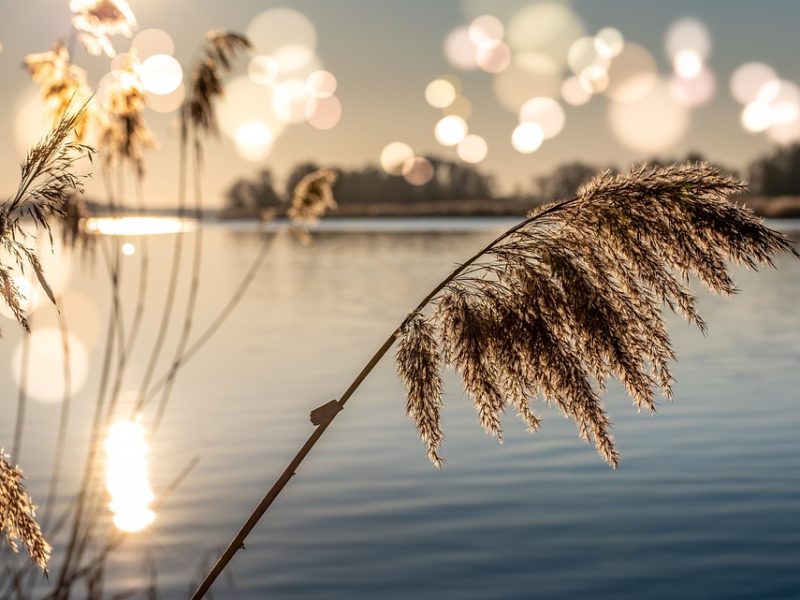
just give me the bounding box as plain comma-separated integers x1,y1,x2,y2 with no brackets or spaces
1,0,799,205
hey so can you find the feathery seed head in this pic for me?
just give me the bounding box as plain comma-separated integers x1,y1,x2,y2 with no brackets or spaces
70,0,137,57
0,450,51,571
395,162,794,468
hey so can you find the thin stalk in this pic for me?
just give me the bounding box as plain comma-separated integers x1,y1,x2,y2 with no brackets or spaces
121,173,149,360
134,137,188,414
42,300,73,530
190,200,576,598
10,317,32,463
146,230,275,423
68,164,138,589
150,135,204,431
52,284,118,597
18,299,75,597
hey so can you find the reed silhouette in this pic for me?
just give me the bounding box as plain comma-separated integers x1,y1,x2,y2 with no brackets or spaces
191,162,797,598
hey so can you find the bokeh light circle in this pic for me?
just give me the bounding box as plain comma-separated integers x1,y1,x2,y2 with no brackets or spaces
434,115,468,146
730,62,778,105
14,89,49,159
305,96,342,130
603,42,657,103
217,76,287,143
140,54,183,95
234,121,274,161
609,80,690,152
511,122,544,154
425,78,457,108
476,41,512,74
248,55,279,86
518,97,565,139
146,84,185,113
444,26,478,70
757,79,800,125
568,36,610,76
580,65,610,94
131,29,174,60
673,49,703,79
665,18,711,59
306,70,337,98
595,27,624,58
402,157,435,186
12,329,89,403
246,8,317,74
468,15,504,46
493,52,560,112
669,69,715,107
506,3,584,67
0,276,39,321
272,79,310,124
457,134,488,164
561,76,592,106
741,102,773,133
380,142,414,175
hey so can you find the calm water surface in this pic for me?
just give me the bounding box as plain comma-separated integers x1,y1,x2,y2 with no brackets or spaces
1,218,798,599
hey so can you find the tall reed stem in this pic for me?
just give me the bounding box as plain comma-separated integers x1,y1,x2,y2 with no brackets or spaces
190,201,574,598
10,319,32,464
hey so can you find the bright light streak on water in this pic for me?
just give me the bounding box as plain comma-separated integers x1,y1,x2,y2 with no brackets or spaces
105,420,156,533
85,216,196,236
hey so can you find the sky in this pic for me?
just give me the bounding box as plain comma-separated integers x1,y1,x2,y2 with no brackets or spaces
1,0,799,207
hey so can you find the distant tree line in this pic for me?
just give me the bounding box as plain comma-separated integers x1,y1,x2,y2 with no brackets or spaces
748,143,800,196
225,156,496,212
225,143,800,213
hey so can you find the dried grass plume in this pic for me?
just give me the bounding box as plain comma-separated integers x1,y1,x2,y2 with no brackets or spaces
0,107,94,333
288,168,338,225
0,450,51,571
70,0,137,57
182,31,251,139
395,162,796,467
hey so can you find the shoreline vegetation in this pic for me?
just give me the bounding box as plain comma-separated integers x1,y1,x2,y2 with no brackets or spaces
215,193,800,220
83,193,800,220
86,144,800,220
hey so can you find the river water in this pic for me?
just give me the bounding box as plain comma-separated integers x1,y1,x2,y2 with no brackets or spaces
1,218,798,599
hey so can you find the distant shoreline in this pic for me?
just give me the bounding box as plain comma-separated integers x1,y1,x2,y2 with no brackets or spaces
85,195,800,220
215,195,800,220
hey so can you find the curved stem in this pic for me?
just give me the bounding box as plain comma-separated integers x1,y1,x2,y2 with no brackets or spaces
144,229,275,421
41,300,73,531
10,318,32,464
116,173,150,393
134,139,188,414
191,199,575,599
52,303,117,597
150,136,205,431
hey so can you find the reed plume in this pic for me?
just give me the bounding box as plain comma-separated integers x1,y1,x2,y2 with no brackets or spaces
288,167,339,225
24,44,95,141
395,162,795,466
0,107,94,332
196,160,798,598
182,31,251,139
397,313,444,467
98,56,157,176
69,0,137,57
59,192,95,254
0,451,51,571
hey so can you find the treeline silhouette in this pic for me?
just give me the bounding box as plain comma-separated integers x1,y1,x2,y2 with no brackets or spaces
225,156,496,213
223,144,800,217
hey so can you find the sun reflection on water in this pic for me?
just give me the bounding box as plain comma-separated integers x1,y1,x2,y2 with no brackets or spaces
105,420,156,533
85,216,195,236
